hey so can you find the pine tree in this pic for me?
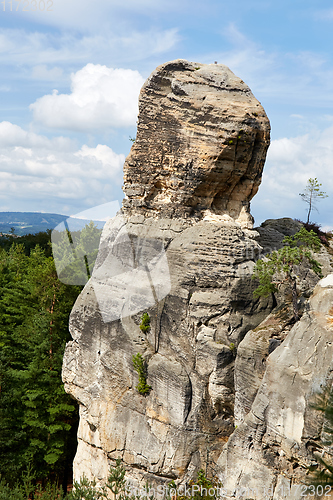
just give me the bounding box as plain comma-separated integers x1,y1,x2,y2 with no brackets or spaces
299,178,328,224
0,242,81,486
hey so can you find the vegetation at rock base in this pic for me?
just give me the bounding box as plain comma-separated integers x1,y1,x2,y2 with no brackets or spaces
252,227,322,322
168,469,223,500
296,220,332,247
132,353,151,395
0,231,81,489
299,177,328,224
0,460,224,499
306,383,333,487
105,458,126,500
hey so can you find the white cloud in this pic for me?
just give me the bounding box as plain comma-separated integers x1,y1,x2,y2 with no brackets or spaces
0,121,124,213
13,0,186,32
0,28,180,68
32,64,63,80
252,127,333,226
30,64,145,131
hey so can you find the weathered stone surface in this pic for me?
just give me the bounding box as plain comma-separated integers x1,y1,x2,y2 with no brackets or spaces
123,59,270,228
217,275,333,499
234,303,294,427
255,218,303,255
63,214,273,488
62,60,272,488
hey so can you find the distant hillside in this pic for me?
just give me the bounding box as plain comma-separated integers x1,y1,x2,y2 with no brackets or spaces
0,211,107,236
0,212,68,236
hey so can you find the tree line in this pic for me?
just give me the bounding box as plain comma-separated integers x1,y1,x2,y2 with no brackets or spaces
0,231,82,490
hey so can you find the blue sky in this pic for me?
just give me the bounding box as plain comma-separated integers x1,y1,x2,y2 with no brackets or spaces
1,0,333,229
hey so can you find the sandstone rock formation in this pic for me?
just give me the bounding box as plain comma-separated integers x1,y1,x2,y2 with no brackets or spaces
217,274,333,499
62,59,272,489
123,59,270,228
62,59,333,498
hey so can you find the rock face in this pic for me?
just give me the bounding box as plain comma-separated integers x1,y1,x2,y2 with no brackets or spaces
123,59,270,228
63,215,274,488
217,275,333,499
255,218,303,255
62,59,272,488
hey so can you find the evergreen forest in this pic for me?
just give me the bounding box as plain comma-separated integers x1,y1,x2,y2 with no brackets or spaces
0,230,83,492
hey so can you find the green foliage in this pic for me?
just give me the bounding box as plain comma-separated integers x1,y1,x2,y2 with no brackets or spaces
252,227,322,321
69,474,105,500
0,464,66,499
0,242,80,485
69,460,127,500
139,312,150,333
0,229,53,256
306,384,333,486
0,461,224,500
229,343,236,351
169,469,222,500
299,177,328,224
132,353,151,395
105,458,126,500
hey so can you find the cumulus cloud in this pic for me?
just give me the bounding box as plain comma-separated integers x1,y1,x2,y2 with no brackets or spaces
30,64,145,131
314,8,333,21
252,126,333,227
0,121,125,214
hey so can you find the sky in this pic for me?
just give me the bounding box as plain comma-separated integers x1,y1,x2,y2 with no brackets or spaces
1,0,333,229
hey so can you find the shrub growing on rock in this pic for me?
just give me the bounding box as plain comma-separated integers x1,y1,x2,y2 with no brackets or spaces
252,227,322,322
132,353,151,395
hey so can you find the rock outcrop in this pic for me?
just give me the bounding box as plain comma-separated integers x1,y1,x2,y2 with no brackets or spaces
62,59,272,489
217,274,333,499
62,59,333,497
123,59,270,228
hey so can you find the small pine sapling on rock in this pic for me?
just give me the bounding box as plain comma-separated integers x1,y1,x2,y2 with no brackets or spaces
139,312,150,333
299,177,328,224
132,353,151,395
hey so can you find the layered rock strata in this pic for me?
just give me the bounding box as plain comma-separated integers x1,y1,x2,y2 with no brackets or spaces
63,215,273,487
123,59,270,228
217,275,333,499
62,59,272,488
